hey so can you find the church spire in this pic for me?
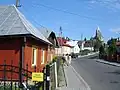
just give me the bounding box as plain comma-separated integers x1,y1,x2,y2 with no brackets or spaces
95,26,103,41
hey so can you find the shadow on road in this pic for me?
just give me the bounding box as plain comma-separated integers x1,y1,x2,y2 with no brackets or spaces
105,70,120,75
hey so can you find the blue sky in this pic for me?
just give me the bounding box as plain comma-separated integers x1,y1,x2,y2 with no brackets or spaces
1,0,120,41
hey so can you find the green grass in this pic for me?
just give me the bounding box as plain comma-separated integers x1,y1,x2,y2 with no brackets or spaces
0,86,20,90
39,86,43,90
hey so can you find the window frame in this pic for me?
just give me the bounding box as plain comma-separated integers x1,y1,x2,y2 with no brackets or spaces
32,48,37,66
41,49,45,64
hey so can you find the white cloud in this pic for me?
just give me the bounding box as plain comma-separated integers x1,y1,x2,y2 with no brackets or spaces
89,0,97,4
88,0,120,12
110,28,120,33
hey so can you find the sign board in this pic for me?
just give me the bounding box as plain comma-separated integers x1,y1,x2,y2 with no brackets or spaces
47,76,50,81
32,72,44,82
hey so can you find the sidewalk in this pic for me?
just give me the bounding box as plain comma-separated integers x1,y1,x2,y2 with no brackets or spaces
57,65,91,90
96,59,120,67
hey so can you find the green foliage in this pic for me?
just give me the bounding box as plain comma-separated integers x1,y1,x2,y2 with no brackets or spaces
99,45,107,58
50,56,64,65
39,86,43,90
84,37,87,41
99,45,105,54
52,56,58,62
66,37,71,41
108,39,117,55
0,85,19,90
80,49,91,55
94,37,102,52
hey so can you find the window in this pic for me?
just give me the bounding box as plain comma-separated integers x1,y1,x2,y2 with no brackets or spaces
32,48,37,66
41,49,45,64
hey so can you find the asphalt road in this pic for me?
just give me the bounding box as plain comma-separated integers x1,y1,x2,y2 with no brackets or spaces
72,57,120,90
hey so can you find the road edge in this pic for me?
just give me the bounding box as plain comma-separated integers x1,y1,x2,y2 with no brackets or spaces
96,59,120,67
70,65,91,90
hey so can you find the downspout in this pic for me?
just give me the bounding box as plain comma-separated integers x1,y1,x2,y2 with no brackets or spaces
19,36,26,87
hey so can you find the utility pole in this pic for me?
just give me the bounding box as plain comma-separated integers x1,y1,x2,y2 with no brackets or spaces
60,26,63,56
16,0,21,8
80,34,83,55
81,34,83,41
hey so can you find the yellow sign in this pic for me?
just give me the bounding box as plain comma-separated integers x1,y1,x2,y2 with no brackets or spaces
32,72,44,82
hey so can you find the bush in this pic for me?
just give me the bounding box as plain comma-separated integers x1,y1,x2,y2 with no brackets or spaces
80,49,91,55
71,53,78,58
52,56,58,63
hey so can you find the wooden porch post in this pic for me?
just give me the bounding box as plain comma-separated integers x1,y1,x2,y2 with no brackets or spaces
19,37,26,87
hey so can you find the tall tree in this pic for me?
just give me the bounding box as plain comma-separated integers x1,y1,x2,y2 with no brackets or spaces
107,38,117,55
84,37,87,41
94,37,102,52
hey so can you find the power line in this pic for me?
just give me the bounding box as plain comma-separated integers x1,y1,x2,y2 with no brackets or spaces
31,3,100,21
21,5,47,29
21,5,63,38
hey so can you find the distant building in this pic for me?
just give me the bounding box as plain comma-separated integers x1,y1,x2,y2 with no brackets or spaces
39,27,59,61
83,40,94,51
56,37,72,55
78,41,85,51
66,40,80,54
94,26,104,42
78,40,94,51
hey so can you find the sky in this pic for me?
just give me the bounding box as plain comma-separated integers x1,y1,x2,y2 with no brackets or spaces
1,0,120,41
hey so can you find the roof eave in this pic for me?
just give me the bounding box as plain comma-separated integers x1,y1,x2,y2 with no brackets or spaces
0,34,52,45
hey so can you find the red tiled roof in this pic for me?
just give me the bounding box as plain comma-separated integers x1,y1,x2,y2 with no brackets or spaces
57,37,72,47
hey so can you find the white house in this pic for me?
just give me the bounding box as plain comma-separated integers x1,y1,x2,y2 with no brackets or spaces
55,45,72,55
55,37,72,55
78,40,94,51
66,40,80,54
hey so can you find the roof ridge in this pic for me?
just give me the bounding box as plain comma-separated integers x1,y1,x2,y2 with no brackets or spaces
13,5,32,34
13,5,51,44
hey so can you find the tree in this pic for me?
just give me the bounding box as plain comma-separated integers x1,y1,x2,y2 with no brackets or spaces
107,38,117,55
66,37,71,41
94,37,102,52
99,45,105,54
90,37,94,41
84,37,87,41
99,45,106,59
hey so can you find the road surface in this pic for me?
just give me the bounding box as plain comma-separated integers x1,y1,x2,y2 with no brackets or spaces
72,57,120,90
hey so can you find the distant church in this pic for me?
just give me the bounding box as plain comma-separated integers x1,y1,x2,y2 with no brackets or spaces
94,26,104,42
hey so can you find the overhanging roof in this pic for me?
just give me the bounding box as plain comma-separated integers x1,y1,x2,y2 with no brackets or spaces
0,5,51,44
39,27,53,39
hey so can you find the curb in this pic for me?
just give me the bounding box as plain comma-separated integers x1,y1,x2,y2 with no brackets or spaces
78,52,99,58
70,65,91,90
96,59,120,67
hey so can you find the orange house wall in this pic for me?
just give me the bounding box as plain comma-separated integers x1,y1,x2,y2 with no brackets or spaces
0,38,21,80
0,37,49,80
24,38,48,73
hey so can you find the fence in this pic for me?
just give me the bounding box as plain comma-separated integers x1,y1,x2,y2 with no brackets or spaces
0,60,43,90
50,62,57,90
50,57,67,90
